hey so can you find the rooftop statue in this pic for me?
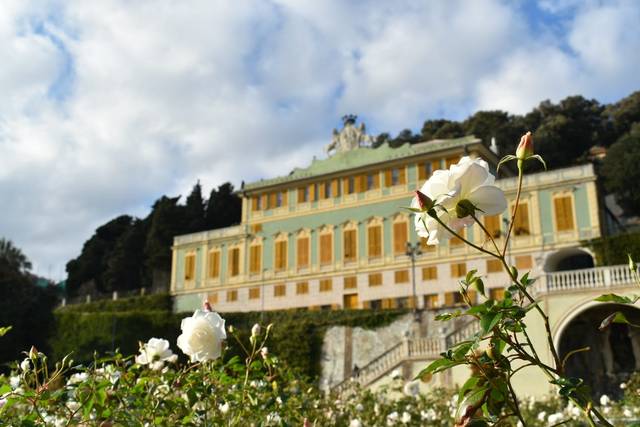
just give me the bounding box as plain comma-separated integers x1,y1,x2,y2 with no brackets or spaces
325,115,373,156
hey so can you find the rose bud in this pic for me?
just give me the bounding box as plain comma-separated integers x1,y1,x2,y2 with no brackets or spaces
414,190,434,211
516,131,533,159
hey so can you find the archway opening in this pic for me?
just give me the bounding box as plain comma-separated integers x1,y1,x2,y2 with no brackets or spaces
558,304,640,399
545,248,594,272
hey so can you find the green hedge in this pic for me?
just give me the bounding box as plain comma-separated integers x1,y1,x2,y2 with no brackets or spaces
585,231,640,266
49,307,407,379
57,293,172,313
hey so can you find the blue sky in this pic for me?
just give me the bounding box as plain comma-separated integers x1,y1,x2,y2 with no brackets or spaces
0,0,639,278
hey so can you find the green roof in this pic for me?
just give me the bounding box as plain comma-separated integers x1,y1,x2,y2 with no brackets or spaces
244,135,481,191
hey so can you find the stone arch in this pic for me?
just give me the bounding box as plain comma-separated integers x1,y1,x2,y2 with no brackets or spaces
543,247,594,272
555,301,640,398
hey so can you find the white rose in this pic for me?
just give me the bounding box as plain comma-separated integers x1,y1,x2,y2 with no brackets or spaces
600,394,611,406
401,411,411,424
9,376,20,389
547,412,564,425
413,156,507,245
349,419,362,427
67,372,88,386
136,338,178,370
177,309,226,362
251,324,261,337
219,402,229,414
20,358,31,372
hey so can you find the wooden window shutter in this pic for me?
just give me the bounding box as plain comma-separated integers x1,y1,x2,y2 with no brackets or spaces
398,166,406,184
372,172,380,189
515,255,532,270
260,194,268,210
229,248,240,277
484,215,501,238
318,182,326,199
275,240,287,271
368,226,381,258
358,175,366,192
384,169,392,187
554,196,574,231
344,229,356,261
281,191,287,206
208,251,220,278
297,237,309,268
320,233,332,265
331,179,339,197
344,276,357,289
393,222,408,255
422,266,437,280
308,184,316,202
417,163,427,181
342,177,350,194
249,246,261,274
445,292,455,306
487,259,502,273
251,197,258,211
514,203,530,235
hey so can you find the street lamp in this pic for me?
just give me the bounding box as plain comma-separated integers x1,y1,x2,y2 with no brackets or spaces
405,241,422,318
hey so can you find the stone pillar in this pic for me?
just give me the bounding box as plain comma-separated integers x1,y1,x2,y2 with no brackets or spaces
628,328,640,371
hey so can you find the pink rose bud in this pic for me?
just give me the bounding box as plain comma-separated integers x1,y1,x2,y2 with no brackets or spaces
516,131,533,159
414,190,433,211
203,301,213,312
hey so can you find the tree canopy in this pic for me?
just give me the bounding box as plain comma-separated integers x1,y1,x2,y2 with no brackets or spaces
65,182,241,297
0,239,58,366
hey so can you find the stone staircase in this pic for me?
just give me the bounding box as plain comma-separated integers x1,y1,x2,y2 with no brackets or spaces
331,319,480,393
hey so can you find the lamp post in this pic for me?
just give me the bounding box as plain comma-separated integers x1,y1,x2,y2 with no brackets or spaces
405,241,422,318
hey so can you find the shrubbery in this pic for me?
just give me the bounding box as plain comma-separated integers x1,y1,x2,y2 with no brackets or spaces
1,322,637,426
587,232,640,266
50,298,407,379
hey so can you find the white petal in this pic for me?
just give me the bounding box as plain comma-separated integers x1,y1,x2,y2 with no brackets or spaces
453,162,489,197
468,186,507,216
419,169,451,200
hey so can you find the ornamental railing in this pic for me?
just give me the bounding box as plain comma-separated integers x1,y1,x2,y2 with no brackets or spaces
542,264,635,293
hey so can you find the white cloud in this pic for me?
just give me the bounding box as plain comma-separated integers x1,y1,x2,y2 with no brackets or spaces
476,0,640,113
0,0,638,277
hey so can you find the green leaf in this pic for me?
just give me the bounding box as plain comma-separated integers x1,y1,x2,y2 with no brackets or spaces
599,311,640,330
458,376,480,403
480,312,503,334
452,341,474,360
466,305,488,315
472,278,485,296
435,310,462,321
629,254,638,273
417,357,464,377
402,206,425,213
496,155,517,172
465,269,478,284
595,293,639,304
0,326,11,337
527,154,547,170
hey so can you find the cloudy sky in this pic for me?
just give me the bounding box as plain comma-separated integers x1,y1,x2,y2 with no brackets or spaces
1,0,639,279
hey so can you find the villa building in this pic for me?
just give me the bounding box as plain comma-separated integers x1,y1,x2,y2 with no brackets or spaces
170,118,601,313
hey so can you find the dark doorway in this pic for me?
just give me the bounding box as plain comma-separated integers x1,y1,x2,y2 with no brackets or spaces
558,304,640,399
